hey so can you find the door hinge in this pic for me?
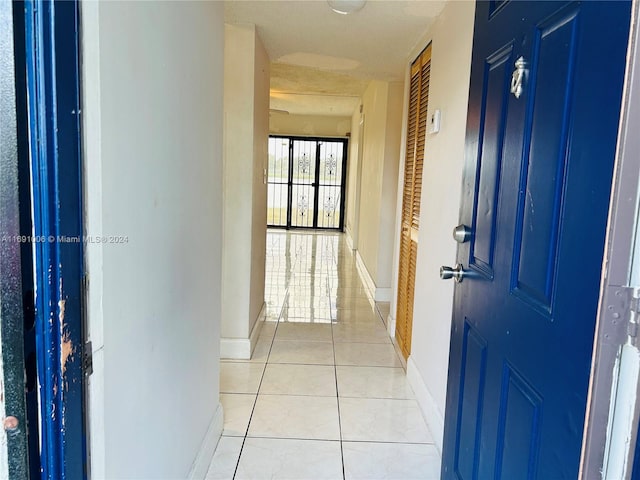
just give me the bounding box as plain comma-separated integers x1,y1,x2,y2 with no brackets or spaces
80,274,92,376
624,286,640,339
83,341,93,377
81,273,88,323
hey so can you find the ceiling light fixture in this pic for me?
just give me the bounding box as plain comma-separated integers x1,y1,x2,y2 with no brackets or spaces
327,0,366,15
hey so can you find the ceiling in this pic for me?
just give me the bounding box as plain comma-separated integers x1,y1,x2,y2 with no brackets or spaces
224,0,446,117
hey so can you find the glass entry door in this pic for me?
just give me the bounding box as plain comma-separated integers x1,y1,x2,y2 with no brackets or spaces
267,136,347,230
290,139,317,227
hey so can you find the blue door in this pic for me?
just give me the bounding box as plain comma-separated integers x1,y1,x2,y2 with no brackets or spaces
22,1,88,477
441,1,631,478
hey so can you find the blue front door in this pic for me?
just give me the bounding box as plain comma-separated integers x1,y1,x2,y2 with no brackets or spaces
442,1,631,478
23,1,88,477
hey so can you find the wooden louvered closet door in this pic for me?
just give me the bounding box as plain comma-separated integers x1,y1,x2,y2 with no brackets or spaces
395,45,430,360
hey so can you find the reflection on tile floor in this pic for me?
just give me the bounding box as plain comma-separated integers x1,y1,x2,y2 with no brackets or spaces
207,231,440,480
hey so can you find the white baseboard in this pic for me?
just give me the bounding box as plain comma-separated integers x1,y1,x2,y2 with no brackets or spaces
346,225,359,250
345,228,355,251
355,251,376,299
220,302,266,360
250,302,266,350
406,356,445,456
375,287,391,302
387,314,396,338
220,338,251,359
355,252,391,302
188,402,224,479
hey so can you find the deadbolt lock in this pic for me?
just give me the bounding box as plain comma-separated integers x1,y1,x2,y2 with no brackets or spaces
452,224,472,243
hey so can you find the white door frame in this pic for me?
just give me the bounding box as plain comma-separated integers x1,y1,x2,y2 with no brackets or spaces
581,2,640,477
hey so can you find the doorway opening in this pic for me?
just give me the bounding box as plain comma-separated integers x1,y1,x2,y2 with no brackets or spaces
267,136,347,230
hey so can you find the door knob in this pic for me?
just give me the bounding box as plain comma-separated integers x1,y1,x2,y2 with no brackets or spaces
452,224,472,243
440,264,467,283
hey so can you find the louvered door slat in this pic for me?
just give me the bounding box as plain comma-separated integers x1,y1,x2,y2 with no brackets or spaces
395,44,431,360
403,239,418,358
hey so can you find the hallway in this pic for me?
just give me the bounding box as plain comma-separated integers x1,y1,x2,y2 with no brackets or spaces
207,231,440,479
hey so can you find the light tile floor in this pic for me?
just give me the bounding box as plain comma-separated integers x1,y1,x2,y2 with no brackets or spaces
207,231,440,480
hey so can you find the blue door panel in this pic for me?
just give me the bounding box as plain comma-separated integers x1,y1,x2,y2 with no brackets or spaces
453,321,487,480
470,45,513,278
495,364,542,480
442,2,631,479
513,7,579,313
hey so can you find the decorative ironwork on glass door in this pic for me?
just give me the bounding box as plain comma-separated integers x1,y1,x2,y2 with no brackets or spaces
267,136,347,230
291,140,316,228
266,137,289,227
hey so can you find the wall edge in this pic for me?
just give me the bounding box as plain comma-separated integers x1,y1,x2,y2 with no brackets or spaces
188,403,224,479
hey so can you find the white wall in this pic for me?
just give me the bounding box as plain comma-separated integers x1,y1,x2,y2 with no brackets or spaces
221,25,269,351
81,1,224,477
345,109,362,245
250,32,270,339
354,80,403,297
357,81,387,284
393,0,476,452
269,114,351,137
377,82,404,291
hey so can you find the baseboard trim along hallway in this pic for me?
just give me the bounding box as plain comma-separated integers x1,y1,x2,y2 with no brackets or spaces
375,287,391,302
188,403,224,479
354,251,392,303
220,303,266,359
407,356,444,455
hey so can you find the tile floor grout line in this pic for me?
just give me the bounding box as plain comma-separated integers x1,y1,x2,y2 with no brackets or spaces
242,392,417,400
238,435,435,447
231,289,288,480
236,434,436,446
241,435,343,443
331,261,377,480
337,438,437,446
331,309,347,480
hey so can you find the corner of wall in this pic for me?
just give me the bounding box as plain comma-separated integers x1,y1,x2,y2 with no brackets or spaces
223,22,267,341
221,302,266,359
187,402,224,479
249,28,270,332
